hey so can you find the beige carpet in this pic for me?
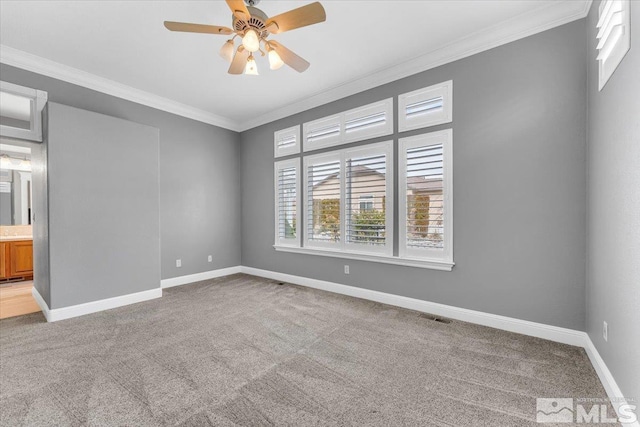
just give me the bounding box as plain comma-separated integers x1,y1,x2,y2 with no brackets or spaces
0,274,616,426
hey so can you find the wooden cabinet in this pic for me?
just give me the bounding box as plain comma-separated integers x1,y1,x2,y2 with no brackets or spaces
0,240,33,280
0,243,7,279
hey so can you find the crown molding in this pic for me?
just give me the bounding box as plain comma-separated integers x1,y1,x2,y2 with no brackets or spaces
1,0,592,134
237,0,593,131
0,45,241,132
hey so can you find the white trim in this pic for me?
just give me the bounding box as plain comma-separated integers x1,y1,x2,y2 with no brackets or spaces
0,2,591,133
240,266,584,345
274,159,301,247
584,336,640,426
302,98,393,152
0,45,240,132
398,80,452,132
160,266,242,288
274,125,300,158
239,1,592,131
31,285,51,322
597,0,631,91
273,245,454,271
0,80,47,142
32,285,162,322
399,129,454,264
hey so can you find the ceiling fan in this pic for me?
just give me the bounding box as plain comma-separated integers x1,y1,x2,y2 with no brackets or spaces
164,0,326,76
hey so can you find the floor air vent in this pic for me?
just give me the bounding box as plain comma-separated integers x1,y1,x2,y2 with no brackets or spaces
418,313,452,324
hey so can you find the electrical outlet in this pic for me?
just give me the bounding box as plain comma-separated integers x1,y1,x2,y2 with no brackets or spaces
344,265,350,275
208,255,213,263
176,259,182,268
603,321,608,342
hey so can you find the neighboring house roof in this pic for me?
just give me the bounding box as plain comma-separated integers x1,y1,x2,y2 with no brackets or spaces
313,164,442,192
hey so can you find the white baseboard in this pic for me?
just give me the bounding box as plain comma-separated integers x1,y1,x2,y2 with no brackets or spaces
240,266,586,347
241,266,638,425
31,286,52,322
32,286,162,322
584,336,640,426
160,266,242,288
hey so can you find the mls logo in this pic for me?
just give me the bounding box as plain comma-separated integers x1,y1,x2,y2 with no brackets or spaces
537,398,574,423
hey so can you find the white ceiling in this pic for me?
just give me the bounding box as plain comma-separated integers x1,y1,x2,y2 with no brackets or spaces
0,1,590,131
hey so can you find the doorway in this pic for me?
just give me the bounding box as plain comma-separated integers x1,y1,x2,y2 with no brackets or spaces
0,140,39,319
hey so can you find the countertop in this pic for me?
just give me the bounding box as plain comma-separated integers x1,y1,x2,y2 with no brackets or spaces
0,236,33,242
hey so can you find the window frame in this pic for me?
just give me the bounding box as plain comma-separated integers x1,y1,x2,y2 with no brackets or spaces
597,0,630,91
303,98,393,152
398,129,453,265
398,80,452,132
303,151,343,250
274,158,302,248
274,125,301,158
343,141,394,256
0,81,48,143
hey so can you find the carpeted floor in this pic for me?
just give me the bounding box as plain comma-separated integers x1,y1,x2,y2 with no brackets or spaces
0,274,615,426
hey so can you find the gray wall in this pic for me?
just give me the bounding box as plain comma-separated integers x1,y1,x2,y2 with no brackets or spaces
0,64,242,283
586,1,640,401
241,20,588,331
47,103,160,308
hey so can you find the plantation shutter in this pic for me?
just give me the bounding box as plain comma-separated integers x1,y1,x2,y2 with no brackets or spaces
405,143,444,250
274,126,300,157
306,158,341,245
274,159,300,246
345,152,388,248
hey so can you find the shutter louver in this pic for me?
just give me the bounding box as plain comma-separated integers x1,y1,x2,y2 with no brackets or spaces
277,167,297,240
307,160,341,243
596,0,630,90
274,126,300,157
399,81,452,132
406,97,443,119
405,144,444,249
345,153,387,246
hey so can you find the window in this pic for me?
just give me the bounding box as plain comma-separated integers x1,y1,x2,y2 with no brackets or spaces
274,125,300,157
597,0,630,90
398,80,452,132
303,98,393,152
274,159,301,247
399,130,453,264
304,141,393,255
0,81,47,142
274,91,454,270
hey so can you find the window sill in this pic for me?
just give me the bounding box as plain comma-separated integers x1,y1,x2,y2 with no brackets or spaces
273,245,454,271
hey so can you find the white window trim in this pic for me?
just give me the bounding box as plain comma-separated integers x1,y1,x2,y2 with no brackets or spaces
343,141,393,256
303,141,394,256
597,0,630,91
398,129,453,265
0,81,48,143
273,245,454,271
303,151,343,250
274,158,301,248
398,80,452,133
274,125,300,158
303,98,393,152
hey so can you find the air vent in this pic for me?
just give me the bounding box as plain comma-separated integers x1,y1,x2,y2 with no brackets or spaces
418,312,452,324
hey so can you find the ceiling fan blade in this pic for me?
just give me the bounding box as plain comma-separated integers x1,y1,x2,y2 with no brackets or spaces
266,2,326,34
226,0,251,21
164,21,233,35
228,47,250,74
269,41,310,73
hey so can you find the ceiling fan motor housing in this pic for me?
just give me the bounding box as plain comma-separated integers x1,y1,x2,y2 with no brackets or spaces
233,6,269,38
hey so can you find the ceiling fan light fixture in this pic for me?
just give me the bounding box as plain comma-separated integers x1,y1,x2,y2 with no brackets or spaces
245,54,259,75
242,29,260,53
219,39,235,62
268,47,284,70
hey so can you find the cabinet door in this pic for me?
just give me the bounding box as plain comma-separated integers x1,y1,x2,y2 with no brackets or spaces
10,241,33,277
0,243,7,279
